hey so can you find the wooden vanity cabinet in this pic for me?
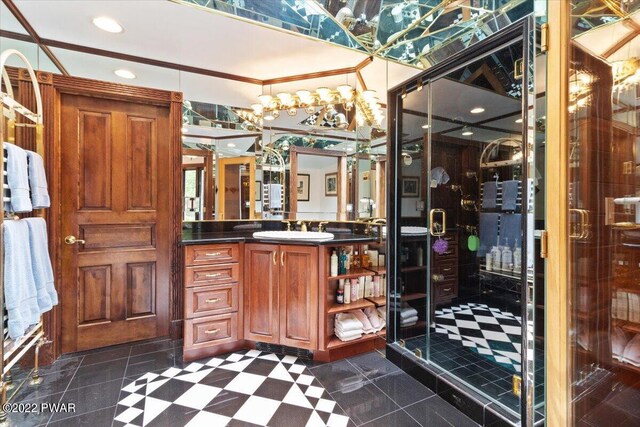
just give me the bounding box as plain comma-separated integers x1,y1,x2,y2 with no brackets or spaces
183,243,244,361
244,243,318,350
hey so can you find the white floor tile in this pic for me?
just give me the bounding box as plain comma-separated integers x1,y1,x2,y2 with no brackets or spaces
233,395,281,425
225,372,267,395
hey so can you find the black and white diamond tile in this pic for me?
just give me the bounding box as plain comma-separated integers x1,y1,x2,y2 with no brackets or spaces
433,303,522,372
113,349,349,427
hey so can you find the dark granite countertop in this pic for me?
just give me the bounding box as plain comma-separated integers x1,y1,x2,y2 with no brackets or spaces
180,230,378,246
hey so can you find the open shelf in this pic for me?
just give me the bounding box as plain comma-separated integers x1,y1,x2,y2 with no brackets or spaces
328,299,375,314
327,268,376,281
327,329,386,349
479,267,521,280
614,359,640,374
402,292,427,302
365,266,386,275
401,265,428,273
613,319,640,334
614,287,640,294
366,296,386,307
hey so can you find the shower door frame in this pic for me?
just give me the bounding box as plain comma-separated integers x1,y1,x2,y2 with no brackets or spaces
386,17,538,425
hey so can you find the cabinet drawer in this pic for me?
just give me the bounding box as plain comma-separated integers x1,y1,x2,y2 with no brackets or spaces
434,245,457,260
185,264,240,287
186,284,238,318
434,281,457,301
185,244,239,266
437,261,457,280
185,313,238,349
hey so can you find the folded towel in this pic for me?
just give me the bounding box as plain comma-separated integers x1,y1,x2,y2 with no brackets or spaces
335,329,362,342
430,167,450,187
25,150,50,208
351,310,374,333
335,312,363,332
499,214,522,248
400,307,418,319
502,180,519,211
377,307,386,321
623,334,640,367
335,325,362,337
4,220,40,339
24,218,58,313
401,316,418,326
612,327,628,360
479,213,500,256
481,181,497,209
4,143,32,213
364,307,385,332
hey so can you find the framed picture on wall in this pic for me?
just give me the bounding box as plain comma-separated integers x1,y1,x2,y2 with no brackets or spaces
255,180,262,201
325,173,338,196
297,174,310,201
402,177,420,197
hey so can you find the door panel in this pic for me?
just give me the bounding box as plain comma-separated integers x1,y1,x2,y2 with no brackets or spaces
61,94,171,352
244,244,279,343
279,245,318,349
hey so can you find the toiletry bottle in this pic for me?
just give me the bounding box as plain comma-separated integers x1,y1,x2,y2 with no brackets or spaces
344,280,351,304
381,275,386,296
501,243,513,272
352,251,361,269
513,240,522,274
491,243,501,271
350,278,358,302
336,289,344,304
339,250,347,275
416,246,424,267
345,250,352,271
358,276,365,299
330,251,339,276
373,276,380,297
361,250,370,268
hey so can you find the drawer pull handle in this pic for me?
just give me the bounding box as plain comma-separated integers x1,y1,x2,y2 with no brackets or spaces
443,268,452,272
441,251,452,255
443,287,452,292
281,251,285,266
205,298,221,303
206,273,222,278
273,252,277,265
206,252,221,256
205,328,220,334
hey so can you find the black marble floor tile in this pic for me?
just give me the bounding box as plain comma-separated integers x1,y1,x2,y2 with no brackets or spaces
361,409,421,427
347,351,400,380
125,349,175,378
67,358,128,390
308,359,367,393
80,346,130,367
329,382,400,425
11,368,77,402
48,405,118,426
39,356,85,375
49,378,123,422
371,371,434,407
129,339,176,357
6,391,64,426
404,396,479,427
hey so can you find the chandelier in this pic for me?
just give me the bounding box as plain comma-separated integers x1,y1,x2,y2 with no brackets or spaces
245,85,385,128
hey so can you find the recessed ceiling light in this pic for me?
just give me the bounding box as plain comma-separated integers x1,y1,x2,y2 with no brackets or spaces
462,126,473,136
92,16,123,33
515,118,523,124
346,147,354,151
470,107,485,114
421,124,430,129
114,69,135,79
227,143,236,148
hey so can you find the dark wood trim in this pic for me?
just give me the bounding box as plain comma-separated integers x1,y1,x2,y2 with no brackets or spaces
0,29,32,43
355,56,374,71
289,149,298,220
261,57,373,85
356,70,367,91
170,91,184,339
2,0,69,75
268,126,369,143
290,145,347,157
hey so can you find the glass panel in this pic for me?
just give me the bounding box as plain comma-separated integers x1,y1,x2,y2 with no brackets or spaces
569,4,640,425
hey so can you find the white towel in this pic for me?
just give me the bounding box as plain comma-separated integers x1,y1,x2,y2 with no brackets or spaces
334,312,363,332
400,307,418,319
25,151,50,208
377,307,386,321
4,143,32,212
623,334,640,367
3,220,40,339
335,329,362,342
612,327,628,360
400,316,418,326
364,307,385,332
24,218,58,313
269,184,283,209
351,309,374,333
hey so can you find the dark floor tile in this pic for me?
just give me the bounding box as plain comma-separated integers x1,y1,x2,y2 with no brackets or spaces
372,371,434,407
38,356,85,375
309,359,367,393
361,409,420,426
6,391,63,426
67,358,128,390
50,378,123,422
135,402,199,426
329,382,400,425
48,405,118,426
404,396,479,427
129,339,176,357
80,346,130,367
347,351,400,380
125,349,175,378
11,368,77,402
265,402,316,427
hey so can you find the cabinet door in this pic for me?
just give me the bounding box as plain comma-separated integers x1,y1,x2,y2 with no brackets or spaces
244,243,279,343
279,245,318,350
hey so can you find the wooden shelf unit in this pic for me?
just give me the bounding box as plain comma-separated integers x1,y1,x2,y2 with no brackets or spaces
327,329,386,349
366,296,387,307
327,299,375,314
327,268,376,281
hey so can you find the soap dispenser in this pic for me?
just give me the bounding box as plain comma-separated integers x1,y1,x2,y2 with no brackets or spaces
491,241,502,271
513,239,522,274
330,251,339,276
501,239,512,272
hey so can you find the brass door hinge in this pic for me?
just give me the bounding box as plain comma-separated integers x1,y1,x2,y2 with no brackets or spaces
540,230,548,259
541,23,549,52
513,375,522,397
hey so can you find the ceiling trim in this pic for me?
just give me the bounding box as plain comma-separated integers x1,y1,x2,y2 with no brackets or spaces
2,0,69,75
261,56,373,85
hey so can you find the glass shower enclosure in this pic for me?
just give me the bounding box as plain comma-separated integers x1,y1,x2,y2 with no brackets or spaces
386,18,544,425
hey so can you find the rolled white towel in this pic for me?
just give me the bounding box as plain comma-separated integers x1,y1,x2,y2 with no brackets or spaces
351,309,374,334
335,312,363,332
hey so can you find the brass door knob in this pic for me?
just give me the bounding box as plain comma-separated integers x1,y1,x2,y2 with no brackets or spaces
64,235,85,245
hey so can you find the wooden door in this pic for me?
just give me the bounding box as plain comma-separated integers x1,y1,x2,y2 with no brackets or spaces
60,94,171,352
217,156,255,220
244,243,279,343
279,245,318,349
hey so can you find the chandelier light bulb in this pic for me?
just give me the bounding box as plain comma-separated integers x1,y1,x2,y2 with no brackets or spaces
258,94,273,107
251,103,263,115
317,87,332,103
337,84,354,100
277,92,293,106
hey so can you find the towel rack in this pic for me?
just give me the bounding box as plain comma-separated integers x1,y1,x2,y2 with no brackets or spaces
0,49,47,424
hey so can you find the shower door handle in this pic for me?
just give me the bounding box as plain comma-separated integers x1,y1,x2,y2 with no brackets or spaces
429,209,446,237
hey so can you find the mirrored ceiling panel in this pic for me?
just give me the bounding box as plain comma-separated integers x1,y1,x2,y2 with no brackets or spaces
572,0,640,37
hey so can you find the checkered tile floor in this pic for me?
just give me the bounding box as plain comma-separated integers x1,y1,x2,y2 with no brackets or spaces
113,350,349,427
433,303,522,372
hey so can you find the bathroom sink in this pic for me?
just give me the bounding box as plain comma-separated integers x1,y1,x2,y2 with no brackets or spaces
252,231,335,241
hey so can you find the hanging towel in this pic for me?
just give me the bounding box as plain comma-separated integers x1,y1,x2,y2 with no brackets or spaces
4,143,32,213
25,150,50,209
269,184,283,209
334,312,363,332
351,310,374,333
24,218,58,313
479,213,500,256
3,220,40,340
499,214,522,248
481,181,498,209
502,180,519,211
430,167,450,187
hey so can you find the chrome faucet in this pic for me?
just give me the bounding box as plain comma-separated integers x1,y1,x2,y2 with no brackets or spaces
282,220,292,231
318,221,329,232
297,220,308,232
